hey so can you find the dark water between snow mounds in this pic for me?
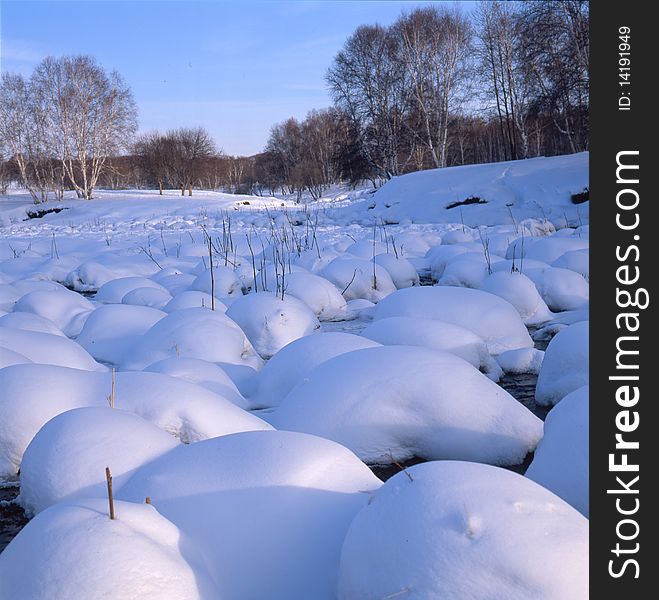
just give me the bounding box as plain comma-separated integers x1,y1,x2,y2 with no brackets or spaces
0,485,27,553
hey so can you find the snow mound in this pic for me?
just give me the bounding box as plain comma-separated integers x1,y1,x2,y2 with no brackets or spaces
19,407,180,516
373,253,420,289
321,257,396,303
0,499,218,600
526,266,589,312
119,430,381,600
13,287,94,336
0,347,32,369
338,461,588,600
64,261,117,292
480,271,553,325
144,357,248,409
496,348,545,375
94,276,168,304
76,304,167,365
526,386,589,516
225,293,320,359
0,364,271,476
121,286,172,309
122,307,263,370
0,327,105,371
249,332,380,409
536,321,589,406
0,364,106,476
283,272,348,321
270,346,542,466
368,152,589,227
0,311,66,336
163,290,226,312
374,286,533,355
361,316,501,380
438,253,493,289
190,265,243,298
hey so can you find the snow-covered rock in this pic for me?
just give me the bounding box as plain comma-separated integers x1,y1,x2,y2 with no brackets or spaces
480,271,553,325
374,286,533,355
0,327,105,371
144,357,248,409
282,272,348,321
361,316,501,380
190,265,243,298
526,386,589,516
0,364,271,476
94,276,169,304
163,290,226,312
496,347,545,375
373,253,419,289
249,332,380,409
19,407,180,515
536,321,589,406
120,430,382,600
121,285,172,309
338,461,588,600
0,499,218,600
76,304,167,365
321,257,396,303
225,292,320,359
270,346,542,466
13,287,94,336
122,307,263,370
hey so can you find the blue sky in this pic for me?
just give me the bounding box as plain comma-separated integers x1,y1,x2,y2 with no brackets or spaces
0,0,463,155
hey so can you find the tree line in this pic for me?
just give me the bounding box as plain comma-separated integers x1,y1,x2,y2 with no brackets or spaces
0,0,588,203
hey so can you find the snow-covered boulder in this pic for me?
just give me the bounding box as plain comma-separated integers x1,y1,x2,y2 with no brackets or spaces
338,461,589,600
373,253,419,289
76,304,167,365
480,271,553,325
163,290,227,312
361,316,501,380
496,347,545,375
122,307,263,370
0,347,32,369
526,386,589,516
249,332,380,409
0,499,218,600
13,288,94,336
0,311,65,336
374,286,533,355
425,244,471,280
536,321,589,406
283,272,348,321
270,346,542,466
19,407,180,516
526,266,589,312
95,276,168,304
0,364,271,476
225,293,320,359
0,327,105,371
144,357,248,409
119,430,382,600
190,265,243,298
64,261,117,292
121,286,172,309
321,257,396,303
438,253,494,289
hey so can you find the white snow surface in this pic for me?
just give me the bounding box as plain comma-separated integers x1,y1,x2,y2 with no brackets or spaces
338,461,589,600
536,320,589,406
526,386,589,516
269,345,542,466
374,286,534,355
119,430,382,599
18,406,180,515
0,499,218,600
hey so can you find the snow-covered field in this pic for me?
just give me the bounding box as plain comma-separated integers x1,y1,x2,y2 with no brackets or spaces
0,153,589,598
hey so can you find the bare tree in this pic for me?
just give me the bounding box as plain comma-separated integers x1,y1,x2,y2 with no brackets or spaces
396,6,472,168
327,24,407,179
163,127,216,196
31,55,138,199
